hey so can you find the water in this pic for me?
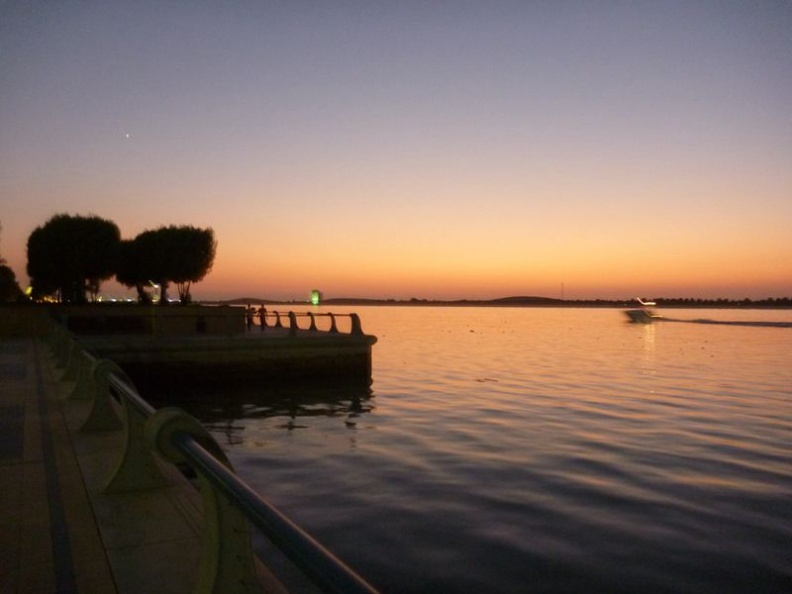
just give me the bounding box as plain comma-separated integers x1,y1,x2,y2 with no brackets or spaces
191,307,792,593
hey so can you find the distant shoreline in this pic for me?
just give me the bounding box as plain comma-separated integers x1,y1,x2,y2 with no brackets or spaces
214,296,792,309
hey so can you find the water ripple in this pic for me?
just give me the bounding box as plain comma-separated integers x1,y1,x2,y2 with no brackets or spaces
210,307,792,593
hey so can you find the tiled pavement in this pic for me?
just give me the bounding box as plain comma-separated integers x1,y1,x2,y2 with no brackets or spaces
0,337,285,593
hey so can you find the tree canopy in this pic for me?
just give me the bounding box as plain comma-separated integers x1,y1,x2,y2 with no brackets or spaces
115,225,216,304
0,264,22,302
1,220,23,301
26,214,121,303
25,214,216,303
116,238,151,303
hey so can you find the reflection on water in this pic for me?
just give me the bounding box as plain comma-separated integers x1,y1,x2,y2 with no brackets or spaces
191,306,791,593
640,322,657,374
665,316,792,328
147,383,374,447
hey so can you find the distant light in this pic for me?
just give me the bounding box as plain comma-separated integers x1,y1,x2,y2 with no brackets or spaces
310,289,322,306
25,286,33,296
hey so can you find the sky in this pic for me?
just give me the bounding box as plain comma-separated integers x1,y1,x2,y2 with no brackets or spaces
1,1,790,301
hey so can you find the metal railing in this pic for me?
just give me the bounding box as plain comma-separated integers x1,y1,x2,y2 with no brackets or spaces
48,321,378,594
54,306,367,338
249,309,364,336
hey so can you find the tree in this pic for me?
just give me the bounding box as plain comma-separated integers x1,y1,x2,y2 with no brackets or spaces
0,264,23,302
167,226,217,303
116,238,152,303
0,220,23,301
120,225,216,304
129,227,174,304
26,214,121,303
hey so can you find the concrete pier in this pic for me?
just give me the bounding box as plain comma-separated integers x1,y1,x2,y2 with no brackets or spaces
79,326,377,394
3,304,377,393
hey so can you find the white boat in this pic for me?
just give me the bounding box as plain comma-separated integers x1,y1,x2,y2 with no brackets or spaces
624,298,662,323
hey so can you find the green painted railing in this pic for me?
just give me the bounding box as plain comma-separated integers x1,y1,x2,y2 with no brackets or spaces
249,308,364,336
48,322,378,594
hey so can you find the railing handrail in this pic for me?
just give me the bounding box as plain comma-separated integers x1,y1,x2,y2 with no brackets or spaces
172,432,379,594
108,372,157,417
48,320,378,593
256,309,364,335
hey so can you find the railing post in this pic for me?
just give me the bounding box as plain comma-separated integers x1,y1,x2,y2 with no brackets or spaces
259,307,266,331
145,408,262,594
224,306,232,337
55,335,73,369
151,306,161,337
67,350,96,400
308,312,317,331
48,322,68,357
102,370,169,493
274,312,283,328
79,358,124,432
350,313,364,335
61,340,82,380
45,319,58,353
288,311,298,336
328,313,338,333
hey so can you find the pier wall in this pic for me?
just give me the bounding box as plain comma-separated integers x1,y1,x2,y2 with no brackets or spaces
2,305,376,388
80,333,377,392
0,304,246,337
53,304,247,336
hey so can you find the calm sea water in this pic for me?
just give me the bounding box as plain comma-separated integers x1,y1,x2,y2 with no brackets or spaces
193,306,792,593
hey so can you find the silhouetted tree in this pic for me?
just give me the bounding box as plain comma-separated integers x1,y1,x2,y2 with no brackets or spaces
115,238,152,303
168,226,216,303
127,225,216,304
0,264,23,302
26,214,121,303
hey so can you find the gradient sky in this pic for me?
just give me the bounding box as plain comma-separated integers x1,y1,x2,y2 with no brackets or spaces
1,1,790,301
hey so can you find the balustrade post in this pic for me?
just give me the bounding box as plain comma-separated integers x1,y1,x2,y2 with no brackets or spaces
58,329,71,359
67,351,96,400
102,367,169,493
61,340,82,380
224,306,232,337
308,312,317,331
274,312,283,328
328,313,338,333
288,311,298,336
78,358,124,432
48,322,66,357
350,313,364,335
55,335,73,369
145,408,262,594
259,307,266,331
151,306,161,337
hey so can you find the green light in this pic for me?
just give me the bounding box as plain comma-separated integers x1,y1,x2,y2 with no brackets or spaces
310,289,321,306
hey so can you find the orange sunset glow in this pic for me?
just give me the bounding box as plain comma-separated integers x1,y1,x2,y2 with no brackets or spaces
1,3,790,302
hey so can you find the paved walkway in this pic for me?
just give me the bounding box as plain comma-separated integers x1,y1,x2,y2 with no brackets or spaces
0,337,285,593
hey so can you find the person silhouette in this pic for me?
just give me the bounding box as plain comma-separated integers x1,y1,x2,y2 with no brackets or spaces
246,305,254,330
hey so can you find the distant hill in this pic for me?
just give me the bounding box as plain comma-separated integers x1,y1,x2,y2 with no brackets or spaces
323,295,565,306
488,296,563,305
211,295,791,308
212,297,280,306
323,297,389,305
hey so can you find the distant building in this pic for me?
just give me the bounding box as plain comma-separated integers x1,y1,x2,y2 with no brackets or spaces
310,289,323,306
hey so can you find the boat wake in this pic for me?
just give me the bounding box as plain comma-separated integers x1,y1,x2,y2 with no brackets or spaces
664,318,792,328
